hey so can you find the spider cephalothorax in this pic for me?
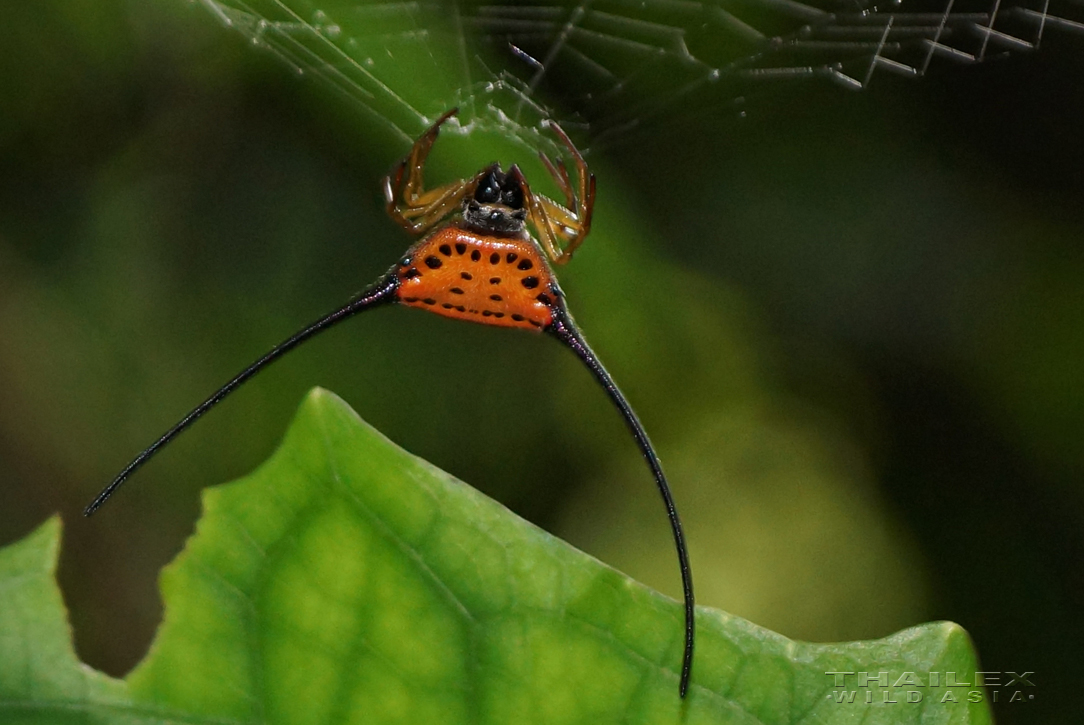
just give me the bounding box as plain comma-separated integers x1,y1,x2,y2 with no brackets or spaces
462,165,529,236
383,108,596,265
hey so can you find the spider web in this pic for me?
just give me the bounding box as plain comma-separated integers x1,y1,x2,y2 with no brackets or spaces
195,0,1084,152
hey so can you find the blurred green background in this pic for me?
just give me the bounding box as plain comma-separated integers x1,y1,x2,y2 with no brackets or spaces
1,1,1081,723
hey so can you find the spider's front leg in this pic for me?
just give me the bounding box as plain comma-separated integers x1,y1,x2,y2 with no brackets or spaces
384,108,478,236
535,121,596,264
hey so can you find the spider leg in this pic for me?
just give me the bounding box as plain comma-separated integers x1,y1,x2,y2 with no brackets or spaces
547,174,595,264
533,202,565,263
384,108,473,236
509,165,564,262
531,192,592,266
536,195,582,242
538,152,574,209
537,120,597,264
386,177,477,235
547,121,594,225
401,108,457,199
388,166,493,235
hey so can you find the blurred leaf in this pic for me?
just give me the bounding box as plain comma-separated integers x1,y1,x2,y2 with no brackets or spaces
2,389,991,723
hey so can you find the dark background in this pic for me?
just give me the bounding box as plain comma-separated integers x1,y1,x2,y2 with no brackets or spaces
1,1,1080,722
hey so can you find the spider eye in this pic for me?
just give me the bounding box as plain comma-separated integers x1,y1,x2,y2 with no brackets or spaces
500,179,524,210
475,170,501,203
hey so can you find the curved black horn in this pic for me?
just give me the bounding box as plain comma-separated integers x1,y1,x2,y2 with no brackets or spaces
547,304,695,698
84,273,400,516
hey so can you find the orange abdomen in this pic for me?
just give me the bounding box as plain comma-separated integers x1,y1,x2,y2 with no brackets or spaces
395,226,558,330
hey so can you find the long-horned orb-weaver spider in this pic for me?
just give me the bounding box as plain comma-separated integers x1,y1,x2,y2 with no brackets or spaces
85,108,695,698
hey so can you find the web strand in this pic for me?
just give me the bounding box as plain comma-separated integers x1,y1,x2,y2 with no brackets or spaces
193,0,1079,149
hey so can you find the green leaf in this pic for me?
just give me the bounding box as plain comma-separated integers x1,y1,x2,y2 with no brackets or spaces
0,518,133,724
1,389,992,724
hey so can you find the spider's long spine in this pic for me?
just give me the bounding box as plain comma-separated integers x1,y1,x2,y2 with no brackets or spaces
84,273,400,516
547,304,695,698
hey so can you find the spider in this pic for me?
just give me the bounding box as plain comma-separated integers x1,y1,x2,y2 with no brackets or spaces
383,107,596,330
84,108,696,699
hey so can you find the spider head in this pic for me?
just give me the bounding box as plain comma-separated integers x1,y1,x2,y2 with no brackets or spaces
464,164,528,236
